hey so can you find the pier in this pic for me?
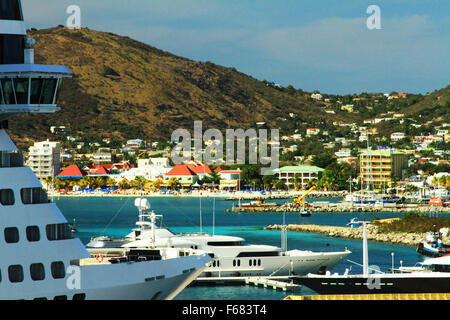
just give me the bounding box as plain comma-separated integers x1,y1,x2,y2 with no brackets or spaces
194,276,302,292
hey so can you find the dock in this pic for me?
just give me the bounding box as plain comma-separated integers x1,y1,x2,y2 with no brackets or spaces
193,276,302,292
284,293,450,300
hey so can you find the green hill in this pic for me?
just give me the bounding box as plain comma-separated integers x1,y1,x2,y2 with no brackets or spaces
9,27,338,144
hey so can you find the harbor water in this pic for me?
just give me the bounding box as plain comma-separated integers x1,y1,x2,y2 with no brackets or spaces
55,196,442,300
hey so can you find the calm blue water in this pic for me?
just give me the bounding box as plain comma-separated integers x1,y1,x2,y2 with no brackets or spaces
55,196,442,300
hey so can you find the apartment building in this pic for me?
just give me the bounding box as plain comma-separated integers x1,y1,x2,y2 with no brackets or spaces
359,149,408,188
272,165,324,190
27,140,61,181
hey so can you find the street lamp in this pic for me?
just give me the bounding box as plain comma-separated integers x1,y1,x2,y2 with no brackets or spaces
391,252,395,273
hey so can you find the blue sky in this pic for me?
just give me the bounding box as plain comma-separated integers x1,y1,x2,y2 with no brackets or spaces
21,0,449,94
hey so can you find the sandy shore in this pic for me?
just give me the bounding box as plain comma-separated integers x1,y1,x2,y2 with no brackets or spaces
48,190,345,199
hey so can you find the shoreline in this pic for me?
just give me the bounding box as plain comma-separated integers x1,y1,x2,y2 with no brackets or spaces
48,190,346,199
231,204,450,213
264,223,449,247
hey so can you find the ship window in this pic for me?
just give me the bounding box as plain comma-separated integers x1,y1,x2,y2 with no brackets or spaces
40,79,57,104
30,78,43,104
0,81,4,104
8,265,24,283
46,223,73,241
151,291,163,300
0,189,15,205
13,78,28,104
73,293,86,300
51,261,65,279
26,226,40,242
0,79,15,104
53,295,67,300
4,227,19,243
0,0,23,20
236,251,279,257
0,35,25,64
207,241,243,246
30,263,45,281
20,187,48,204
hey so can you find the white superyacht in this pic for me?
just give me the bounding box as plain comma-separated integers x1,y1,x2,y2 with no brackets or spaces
0,0,211,300
88,198,351,279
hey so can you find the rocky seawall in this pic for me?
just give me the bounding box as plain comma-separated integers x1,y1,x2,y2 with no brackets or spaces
226,191,346,200
264,224,450,247
231,204,450,213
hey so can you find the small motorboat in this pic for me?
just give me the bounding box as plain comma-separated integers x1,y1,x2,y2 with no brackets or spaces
300,209,311,217
347,217,363,228
417,230,450,257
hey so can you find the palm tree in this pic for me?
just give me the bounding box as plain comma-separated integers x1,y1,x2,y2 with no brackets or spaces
168,177,181,190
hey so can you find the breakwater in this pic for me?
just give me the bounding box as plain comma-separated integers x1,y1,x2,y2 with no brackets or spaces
226,191,347,200
264,224,450,247
231,204,450,213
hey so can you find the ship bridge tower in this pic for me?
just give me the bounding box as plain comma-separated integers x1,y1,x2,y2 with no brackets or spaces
0,0,72,127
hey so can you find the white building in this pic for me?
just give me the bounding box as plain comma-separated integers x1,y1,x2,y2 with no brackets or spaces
27,140,61,181
138,157,170,168
93,148,112,164
390,132,406,142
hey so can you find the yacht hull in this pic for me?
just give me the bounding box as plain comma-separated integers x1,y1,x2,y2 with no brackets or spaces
296,275,450,295
200,251,351,278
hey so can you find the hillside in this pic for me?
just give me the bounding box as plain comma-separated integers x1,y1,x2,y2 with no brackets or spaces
9,26,340,145
403,86,450,120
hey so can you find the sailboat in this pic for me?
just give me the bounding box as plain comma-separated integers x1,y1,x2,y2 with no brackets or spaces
0,0,211,300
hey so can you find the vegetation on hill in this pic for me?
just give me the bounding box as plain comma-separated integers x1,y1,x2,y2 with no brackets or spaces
9,26,335,146
374,212,450,234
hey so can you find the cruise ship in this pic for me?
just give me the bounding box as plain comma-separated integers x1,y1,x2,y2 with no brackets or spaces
88,198,351,279
0,0,211,300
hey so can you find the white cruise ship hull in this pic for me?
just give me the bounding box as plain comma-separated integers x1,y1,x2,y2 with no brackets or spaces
0,253,210,300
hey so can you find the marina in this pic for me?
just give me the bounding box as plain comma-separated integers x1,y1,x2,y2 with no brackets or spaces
54,195,449,300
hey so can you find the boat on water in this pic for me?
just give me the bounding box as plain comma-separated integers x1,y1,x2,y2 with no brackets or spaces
342,191,399,205
417,230,450,258
0,1,211,300
296,222,450,294
87,198,351,279
346,217,363,228
300,209,311,217
240,199,280,208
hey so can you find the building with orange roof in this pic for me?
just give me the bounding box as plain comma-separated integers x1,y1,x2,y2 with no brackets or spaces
58,164,85,178
164,164,198,186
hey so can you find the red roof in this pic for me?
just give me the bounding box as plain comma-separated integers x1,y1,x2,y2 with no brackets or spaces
58,165,84,178
187,164,212,174
219,170,241,174
214,166,229,173
91,166,109,175
166,165,197,176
